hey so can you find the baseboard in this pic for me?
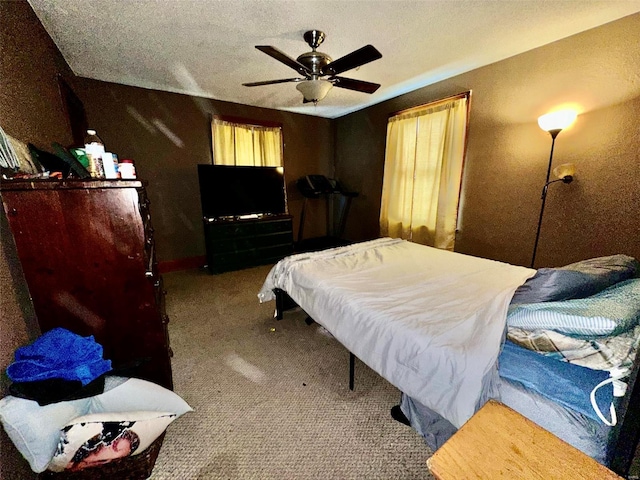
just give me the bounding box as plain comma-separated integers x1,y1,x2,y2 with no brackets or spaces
158,256,206,274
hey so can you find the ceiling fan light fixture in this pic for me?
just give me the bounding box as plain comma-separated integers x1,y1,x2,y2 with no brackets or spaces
246,31,382,103
296,79,333,103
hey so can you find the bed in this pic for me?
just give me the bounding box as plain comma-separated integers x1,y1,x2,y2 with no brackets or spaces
258,238,640,476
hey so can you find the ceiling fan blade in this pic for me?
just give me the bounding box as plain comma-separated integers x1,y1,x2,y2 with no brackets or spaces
323,45,382,76
255,46,311,76
332,76,381,94
243,78,302,87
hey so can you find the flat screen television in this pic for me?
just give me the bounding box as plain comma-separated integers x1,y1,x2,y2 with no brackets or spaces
197,164,287,219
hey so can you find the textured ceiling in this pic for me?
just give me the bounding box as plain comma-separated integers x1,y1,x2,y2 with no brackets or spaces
29,0,640,119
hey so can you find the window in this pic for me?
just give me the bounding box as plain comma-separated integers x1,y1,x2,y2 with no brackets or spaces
211,116,283,167
379,92,470,250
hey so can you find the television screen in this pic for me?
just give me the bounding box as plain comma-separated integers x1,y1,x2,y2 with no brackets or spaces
197,164,287,219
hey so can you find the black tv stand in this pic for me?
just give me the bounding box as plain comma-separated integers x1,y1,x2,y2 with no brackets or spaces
203,215,293,274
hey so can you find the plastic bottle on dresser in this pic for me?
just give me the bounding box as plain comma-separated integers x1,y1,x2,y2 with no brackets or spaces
84,129,105,178
118,159,137,179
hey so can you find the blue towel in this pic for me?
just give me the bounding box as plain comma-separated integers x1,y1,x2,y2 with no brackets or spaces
499,340,613,423
7,328,112,385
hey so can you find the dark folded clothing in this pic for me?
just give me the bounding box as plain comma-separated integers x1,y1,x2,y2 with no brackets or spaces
9,375,106,406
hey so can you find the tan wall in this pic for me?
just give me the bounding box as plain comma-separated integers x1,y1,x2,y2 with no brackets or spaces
0,1,62,478
0,1,75,149
335,13,640,267
71,79,334,263
0,213,39,480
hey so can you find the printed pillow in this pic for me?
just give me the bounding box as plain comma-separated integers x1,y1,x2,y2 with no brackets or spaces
47,411,176,472
0,376,192,473
511,254,640,305
507,279,640,336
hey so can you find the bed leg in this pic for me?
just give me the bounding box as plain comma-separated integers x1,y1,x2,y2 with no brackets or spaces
349,352,355,391
274,288,284,320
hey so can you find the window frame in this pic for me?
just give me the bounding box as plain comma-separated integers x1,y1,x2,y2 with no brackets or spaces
209,114,284,167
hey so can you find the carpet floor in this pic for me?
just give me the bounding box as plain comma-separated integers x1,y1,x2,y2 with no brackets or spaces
149,265,433,479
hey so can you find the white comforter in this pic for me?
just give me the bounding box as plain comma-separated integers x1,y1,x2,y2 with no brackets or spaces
258,238,535,427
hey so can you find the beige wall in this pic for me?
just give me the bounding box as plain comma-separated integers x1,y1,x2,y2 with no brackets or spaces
0,213,39,480
0,2,61,478
71,79,334,263
0,1,75,149
335,13,640,268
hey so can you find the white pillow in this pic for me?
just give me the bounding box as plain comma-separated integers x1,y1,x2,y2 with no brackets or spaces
0,396,90,472
0,376,192,473
47,411,177,472
91,377,193,415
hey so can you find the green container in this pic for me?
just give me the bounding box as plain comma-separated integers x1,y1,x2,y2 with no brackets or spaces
69,147,90,168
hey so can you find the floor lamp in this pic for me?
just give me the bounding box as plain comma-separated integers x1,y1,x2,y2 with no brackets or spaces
531,110,578,268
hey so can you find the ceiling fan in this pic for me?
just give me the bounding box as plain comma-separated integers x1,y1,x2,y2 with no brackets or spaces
243,30,382,104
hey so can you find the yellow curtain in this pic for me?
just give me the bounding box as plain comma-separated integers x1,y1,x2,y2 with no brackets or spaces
380,96,468,250
211,119,283,166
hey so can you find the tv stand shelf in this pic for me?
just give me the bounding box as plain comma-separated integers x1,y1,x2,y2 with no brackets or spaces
203,215,293,274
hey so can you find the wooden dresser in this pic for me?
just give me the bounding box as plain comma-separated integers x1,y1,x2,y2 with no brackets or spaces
0,179,172,389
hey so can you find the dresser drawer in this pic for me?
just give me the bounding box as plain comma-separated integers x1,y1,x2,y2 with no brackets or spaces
212,236,258,254
204,221,255,239
254,218,293,234
203,215,294,274
255,231,293,248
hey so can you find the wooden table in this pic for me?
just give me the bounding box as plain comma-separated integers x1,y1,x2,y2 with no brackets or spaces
426,400,622,479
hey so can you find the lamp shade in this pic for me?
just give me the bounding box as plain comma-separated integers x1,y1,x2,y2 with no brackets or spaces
296,79,333,102
552,162,576,180
537,110,577,132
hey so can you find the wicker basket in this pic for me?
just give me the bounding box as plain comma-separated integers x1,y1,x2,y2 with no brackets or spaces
38,433,165,480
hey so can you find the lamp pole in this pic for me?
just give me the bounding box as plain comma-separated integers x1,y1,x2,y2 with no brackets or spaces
531,109,578,269
530,129,561,269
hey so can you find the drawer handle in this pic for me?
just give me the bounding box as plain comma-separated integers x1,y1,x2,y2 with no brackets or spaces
146,242,155,277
